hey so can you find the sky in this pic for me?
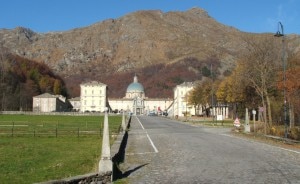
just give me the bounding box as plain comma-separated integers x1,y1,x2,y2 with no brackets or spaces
0,0,299,34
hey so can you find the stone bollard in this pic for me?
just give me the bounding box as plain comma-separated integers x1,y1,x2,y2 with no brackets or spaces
99,110,112,173
244,108,251,133
122,111,126,133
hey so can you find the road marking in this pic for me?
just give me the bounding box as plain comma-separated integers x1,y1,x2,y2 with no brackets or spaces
221,134,300,154
136,117,159,153
137,116,145,130
146,133,159,153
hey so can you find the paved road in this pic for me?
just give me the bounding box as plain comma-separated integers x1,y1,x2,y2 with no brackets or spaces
117,116,300,184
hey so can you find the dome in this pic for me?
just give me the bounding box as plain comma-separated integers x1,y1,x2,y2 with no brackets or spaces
126,75,144,92
127,83,144,92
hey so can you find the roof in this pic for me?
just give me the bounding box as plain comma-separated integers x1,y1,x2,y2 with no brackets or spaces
126,75,144,92
127,82,144,92
80,81,107,87
178,81,194,87
69,97,80,101
33,93,56,98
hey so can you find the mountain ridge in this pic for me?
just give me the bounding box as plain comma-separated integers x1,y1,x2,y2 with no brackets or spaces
1,7,299,98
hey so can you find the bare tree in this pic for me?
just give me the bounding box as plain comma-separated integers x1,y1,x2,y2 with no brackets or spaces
237,35,281,131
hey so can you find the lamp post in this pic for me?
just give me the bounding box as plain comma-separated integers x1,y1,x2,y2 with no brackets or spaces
274,21,288,139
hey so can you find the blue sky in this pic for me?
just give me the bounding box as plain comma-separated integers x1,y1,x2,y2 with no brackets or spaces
0,0,299,34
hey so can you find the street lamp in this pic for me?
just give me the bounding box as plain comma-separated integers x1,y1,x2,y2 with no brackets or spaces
274,21,288,139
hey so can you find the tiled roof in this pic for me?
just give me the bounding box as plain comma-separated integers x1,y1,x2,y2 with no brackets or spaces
178,82,194,87
33,93,56,98
80,81,107,86
69,97,80,101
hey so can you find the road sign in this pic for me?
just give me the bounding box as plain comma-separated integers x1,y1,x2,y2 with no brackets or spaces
233,118,241,127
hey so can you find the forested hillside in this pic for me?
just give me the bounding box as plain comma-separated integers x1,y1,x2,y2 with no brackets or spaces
0,49,67,110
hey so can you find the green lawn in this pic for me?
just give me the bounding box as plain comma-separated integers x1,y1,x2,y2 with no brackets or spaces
0,114,122,184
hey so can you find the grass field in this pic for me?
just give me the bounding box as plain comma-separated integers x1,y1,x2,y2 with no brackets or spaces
0,114,122,184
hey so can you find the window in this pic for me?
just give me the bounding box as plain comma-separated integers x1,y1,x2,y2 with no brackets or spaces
100,90,102,95
92,90,94,95
84,100,87,105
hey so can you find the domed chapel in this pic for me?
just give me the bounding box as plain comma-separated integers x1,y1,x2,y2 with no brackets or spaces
125,74,145,99
108,74,172,115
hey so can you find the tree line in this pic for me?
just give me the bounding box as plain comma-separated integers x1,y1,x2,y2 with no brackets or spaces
0,48,67,111
188,35,300,132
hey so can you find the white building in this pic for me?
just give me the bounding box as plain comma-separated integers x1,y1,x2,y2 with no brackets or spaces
32,93,69,112
108,75,173,115
80,81,107,112
171,81,229,119
69,97,81,111
172,82,195,117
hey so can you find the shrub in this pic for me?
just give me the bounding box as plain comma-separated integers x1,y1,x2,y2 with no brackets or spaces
270,126,285,137
290,127,300,140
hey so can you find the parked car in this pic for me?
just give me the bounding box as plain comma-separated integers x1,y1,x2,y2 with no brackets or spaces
148,111,157,116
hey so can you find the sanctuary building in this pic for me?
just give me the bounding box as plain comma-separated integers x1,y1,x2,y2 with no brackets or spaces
76,75,228,119
108,75,173,115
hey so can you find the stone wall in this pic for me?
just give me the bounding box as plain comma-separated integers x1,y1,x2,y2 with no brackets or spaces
36,172,111,184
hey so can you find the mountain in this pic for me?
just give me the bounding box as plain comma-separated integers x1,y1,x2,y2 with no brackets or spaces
1,7,299,98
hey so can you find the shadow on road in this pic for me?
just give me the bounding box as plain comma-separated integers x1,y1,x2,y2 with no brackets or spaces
112,130,128,181
123,163,149,177
113,115,147,181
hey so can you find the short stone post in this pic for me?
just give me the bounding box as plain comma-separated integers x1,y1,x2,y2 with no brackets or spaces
122,111,126,133
244,108,251,133
252,109,256,133
99,109,112,173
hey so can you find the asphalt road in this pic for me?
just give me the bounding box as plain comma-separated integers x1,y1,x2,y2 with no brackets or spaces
117,116,300,184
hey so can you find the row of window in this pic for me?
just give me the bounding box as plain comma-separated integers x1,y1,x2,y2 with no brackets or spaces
82,100,103,106
84,89,104,95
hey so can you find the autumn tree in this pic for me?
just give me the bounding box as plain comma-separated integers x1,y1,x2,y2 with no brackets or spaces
236,35,281,130
188,80,213,116
279,51,300,127
216,67,246,119
188,83,203,115
53,79,62,95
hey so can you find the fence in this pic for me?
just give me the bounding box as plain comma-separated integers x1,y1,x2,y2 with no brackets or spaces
0,111,116,116
0,121,109,137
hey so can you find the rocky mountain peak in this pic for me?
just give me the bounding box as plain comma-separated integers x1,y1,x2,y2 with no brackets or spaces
186,7,210,17
14,27,36,37
1,8,299,98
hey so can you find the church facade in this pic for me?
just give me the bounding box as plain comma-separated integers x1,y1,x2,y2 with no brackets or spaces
108,75,173,115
